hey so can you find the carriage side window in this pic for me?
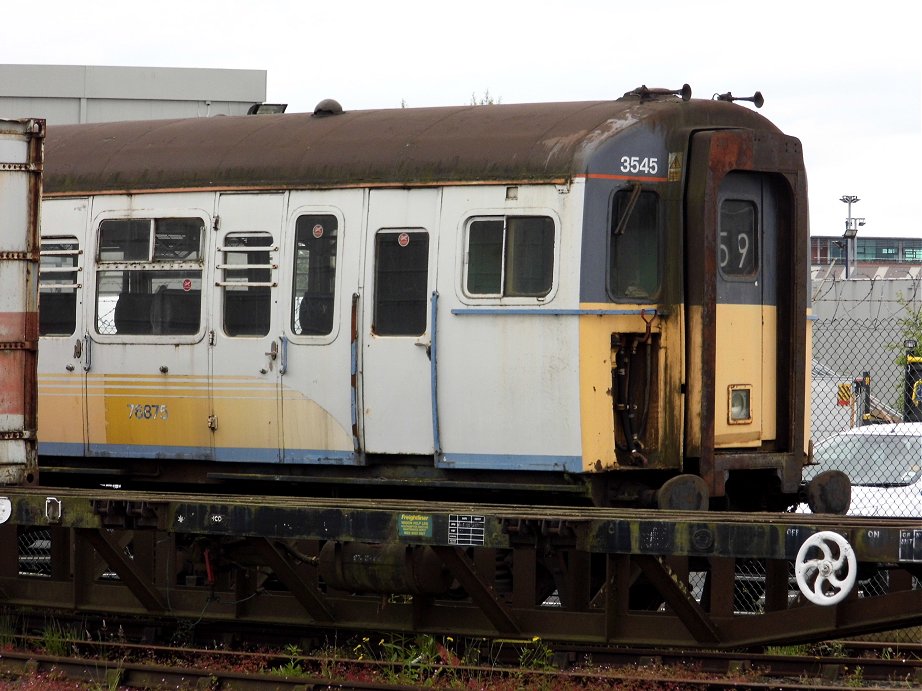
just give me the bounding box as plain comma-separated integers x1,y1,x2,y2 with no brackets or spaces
291,215,338,336
220,232,274,337
374,231,429,336
465,216,554,297
609,189,660,300
719,199,759,277
95,217,203,336
39,237,81,336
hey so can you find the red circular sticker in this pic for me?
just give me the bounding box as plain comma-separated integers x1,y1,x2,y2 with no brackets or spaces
312,224,324,239
397,232,410,247
182,279,193,292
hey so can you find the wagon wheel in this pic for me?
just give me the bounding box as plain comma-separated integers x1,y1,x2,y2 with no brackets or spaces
794,531,856,606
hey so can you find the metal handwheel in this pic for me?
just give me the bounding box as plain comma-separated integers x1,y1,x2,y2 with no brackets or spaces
795,531,857,606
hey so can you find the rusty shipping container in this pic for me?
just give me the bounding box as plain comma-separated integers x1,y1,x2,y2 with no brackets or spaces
0,119,43,485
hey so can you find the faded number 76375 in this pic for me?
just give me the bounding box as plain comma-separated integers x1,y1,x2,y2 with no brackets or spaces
127,404,169,420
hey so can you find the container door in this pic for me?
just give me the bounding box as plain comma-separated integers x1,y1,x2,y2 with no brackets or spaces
37,200,88,458
85,209,213,461
361,189,438,455
211,193,283,463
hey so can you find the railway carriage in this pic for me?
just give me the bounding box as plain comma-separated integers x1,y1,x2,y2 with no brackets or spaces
34,85,817,510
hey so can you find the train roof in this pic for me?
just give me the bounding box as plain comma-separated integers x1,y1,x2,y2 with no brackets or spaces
43,93,779,195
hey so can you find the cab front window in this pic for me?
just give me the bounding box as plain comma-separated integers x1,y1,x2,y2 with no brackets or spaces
609,188,661,300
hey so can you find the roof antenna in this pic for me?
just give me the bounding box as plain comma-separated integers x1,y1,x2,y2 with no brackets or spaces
714,91,764,108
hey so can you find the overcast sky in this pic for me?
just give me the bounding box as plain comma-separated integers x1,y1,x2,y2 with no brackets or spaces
1,0,919,238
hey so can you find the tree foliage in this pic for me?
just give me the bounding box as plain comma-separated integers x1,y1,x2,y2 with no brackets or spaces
892,292,922,364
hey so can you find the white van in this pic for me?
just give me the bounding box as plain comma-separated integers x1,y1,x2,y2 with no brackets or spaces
805,422,922,517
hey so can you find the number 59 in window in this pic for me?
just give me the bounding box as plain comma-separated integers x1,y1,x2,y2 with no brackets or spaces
719,199,758,277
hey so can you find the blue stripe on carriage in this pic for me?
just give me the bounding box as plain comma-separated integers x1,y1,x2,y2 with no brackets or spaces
39,442,357,465
85,443,215,460
40,444,579,472
38,441,85,456
437,452,582,472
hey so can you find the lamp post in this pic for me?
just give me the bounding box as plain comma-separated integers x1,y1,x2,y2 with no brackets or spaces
840,195,865,279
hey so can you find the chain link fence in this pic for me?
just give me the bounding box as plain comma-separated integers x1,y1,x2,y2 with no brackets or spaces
810,317,920,518
805,317,922,631
16,528,51,577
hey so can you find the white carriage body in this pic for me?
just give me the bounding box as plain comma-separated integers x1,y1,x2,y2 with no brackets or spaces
38,181,586,472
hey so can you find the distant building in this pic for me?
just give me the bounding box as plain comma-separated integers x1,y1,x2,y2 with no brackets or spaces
811,235,922,280
0,64,266,124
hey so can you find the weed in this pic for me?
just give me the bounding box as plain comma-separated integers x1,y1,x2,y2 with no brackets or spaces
315,641,348,680
817,640,848,658
0,614,17,649
766,643,811,656
104,666,124,691
41,619,76,657
844,664,864,687
349,633,467,685
518,636,555,671
272,643,306,678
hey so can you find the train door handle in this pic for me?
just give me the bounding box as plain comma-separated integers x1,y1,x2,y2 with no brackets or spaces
414,336,431,359
82,336,92,372
262,340,278,372
279,335,288,375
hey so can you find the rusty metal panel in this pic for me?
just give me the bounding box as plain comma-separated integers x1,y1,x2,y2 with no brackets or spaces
0,118,43,485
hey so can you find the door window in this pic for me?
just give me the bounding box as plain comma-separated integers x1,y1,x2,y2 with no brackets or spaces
291,214,338,336
373,231,429,336
39,237,81,336
219,232,274,337
719,200,759,278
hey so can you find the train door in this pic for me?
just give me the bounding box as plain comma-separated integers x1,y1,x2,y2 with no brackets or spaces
84,205,213,461
37,199,88,457
361,189,439,456
211,193,283,463
279,193,363,465
711,171,779,447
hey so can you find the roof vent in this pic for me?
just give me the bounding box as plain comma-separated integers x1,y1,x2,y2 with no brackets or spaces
313,99,343,117
247,103,288,115
623,84,692,102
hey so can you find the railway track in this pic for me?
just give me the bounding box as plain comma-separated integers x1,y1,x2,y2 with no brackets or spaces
2,633,922,690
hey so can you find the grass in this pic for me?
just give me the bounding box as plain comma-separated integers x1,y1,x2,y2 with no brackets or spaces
41,619,75,657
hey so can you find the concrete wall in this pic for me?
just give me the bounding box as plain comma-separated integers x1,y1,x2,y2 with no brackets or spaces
812,275,922,321
811,275,919,376
0,64,266,124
